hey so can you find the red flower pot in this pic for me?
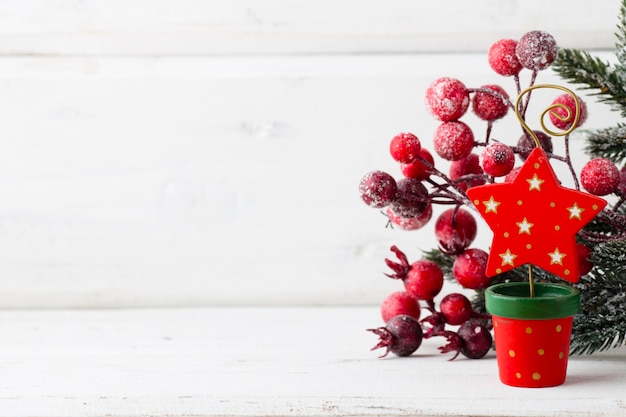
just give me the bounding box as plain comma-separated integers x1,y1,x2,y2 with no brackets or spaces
485,282,580,388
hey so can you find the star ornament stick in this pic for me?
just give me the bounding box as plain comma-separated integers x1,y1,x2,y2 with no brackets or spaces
465,147,606,283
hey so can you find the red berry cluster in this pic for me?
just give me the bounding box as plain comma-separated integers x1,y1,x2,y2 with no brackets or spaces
368,245,492,360
361,30,624,359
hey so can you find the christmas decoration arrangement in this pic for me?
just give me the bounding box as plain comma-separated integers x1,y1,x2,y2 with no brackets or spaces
359,1,626,387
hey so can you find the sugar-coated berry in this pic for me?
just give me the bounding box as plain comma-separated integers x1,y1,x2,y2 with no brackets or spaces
400,148,434,180
480,142,515,177
433,121,475,161
517,131,552,161
549,93,587,130
453,248,491,289
434,208,477,255
449,153,486,191
386,204,433,231
359,170,397,208
404,260,444,301
515,30,558,71
390,178,429,217
380,291,421,323
577,243,594,276
439,293,473,325
390,132,421,163
472,85,510,121
367,315,423,358
424,77,470,121
457,319,492,359
488,38,522,76
504,166,522,183
581,157,620,196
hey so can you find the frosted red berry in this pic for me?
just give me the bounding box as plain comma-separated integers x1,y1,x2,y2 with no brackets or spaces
358,170,397,208
449,153,486,191
515,30,558,71
439,293,473,325
488,38,522,76
390,178,429,217
452,248,491,289
424,77,470,121
517,131,552,161
386,203,433,231
380,291,421,323
581,157,620,196
549,93,587,130
400,148,434,180
390,132,422,163
472,84,510,121
434,208,477,255
403,260,444,300
367,315,423,358
457,319,492,359
504,166,522,183
433,121,475,161
480,142,515,177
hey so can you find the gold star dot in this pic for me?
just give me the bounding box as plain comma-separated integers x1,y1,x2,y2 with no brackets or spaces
534,163,540,169
504,232,510,238
532,372,541,381
496,268,502,274
555,225,560,231
526,244,532,250
517,200,523,206
556,325,562,332
537,349,544,356
550,202,556,207
565,269,570,275
593,204,598,210
509,350,515,357
559,352,564,359
474,199,480,206
516,372,522,379
526,327,533,334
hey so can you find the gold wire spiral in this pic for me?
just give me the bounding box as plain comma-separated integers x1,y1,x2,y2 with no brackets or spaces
514,83,581,148
513,84,581,297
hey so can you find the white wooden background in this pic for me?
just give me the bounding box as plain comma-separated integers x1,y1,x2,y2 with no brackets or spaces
0,0,623,308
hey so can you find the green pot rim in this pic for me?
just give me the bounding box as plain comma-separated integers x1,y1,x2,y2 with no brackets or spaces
485,282,580,320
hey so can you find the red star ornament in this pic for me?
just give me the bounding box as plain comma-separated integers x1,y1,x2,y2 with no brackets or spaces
465,147,606,283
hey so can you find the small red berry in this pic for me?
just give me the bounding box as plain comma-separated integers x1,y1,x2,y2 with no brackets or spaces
380,291,421,323
488,38,522,76
549,93,587,130
517,131,552,161
424,77,470,121
358,170,397,208
390,178,429,218
433,121,475,161
515,30,558,71
581,157,620,196
367,315,423,358
472,85,510,121
386,204,433,231
390,132,421,164
577,243,594,276
440,293,473,325
453,248,491,289
400,148,434,180
434,208,477,255
403,260,444,300
449,153,486,192
480,142,515,177
504,166,522,183
457,319,492,359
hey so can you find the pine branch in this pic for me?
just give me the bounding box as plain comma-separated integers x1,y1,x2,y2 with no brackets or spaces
615,0,626,65
570,240,626,355
582,123,626,164
552,49,626,116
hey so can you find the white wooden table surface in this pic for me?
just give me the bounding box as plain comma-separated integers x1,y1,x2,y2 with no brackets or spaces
1,307,624,417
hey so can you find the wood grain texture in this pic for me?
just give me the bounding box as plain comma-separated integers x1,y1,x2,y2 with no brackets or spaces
0,53,621,307
0,307,624,417
0,0,617,55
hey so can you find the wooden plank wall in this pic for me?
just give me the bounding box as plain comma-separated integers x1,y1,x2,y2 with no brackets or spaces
0,1,621,307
